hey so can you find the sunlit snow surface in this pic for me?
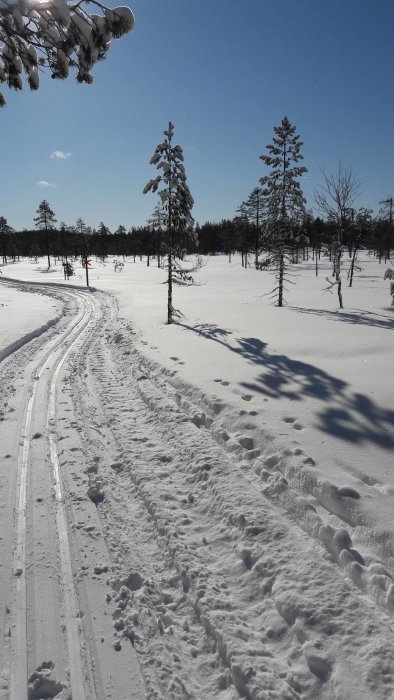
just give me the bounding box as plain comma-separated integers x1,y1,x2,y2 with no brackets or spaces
1,253,393,699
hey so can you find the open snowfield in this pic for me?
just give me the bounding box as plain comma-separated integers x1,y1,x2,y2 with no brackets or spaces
0,252,393,699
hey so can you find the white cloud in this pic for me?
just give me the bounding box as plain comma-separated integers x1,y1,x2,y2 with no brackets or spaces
37,180,56,188
50,150,72,159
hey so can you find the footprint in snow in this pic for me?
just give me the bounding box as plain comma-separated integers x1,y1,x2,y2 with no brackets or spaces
28,661,63,699
283,416,303,430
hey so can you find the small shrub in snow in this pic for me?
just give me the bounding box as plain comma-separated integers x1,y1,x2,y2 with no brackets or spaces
384,268,394,305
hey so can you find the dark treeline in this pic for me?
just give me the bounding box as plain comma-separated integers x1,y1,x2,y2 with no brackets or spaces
1,213,392,267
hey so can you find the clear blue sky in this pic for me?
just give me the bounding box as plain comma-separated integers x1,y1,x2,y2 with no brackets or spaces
1,0,393,231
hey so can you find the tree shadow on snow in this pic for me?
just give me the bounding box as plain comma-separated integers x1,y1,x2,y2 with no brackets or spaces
184,322,234,341
179,322,394,449
35,266,58,273
290,307,394,330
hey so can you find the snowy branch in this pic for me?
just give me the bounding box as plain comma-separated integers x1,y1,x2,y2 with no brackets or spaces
0,0,134,105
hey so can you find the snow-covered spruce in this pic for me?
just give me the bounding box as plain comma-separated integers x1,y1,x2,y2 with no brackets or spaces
144,121,200,324
0,0,134,106
259,116,308,307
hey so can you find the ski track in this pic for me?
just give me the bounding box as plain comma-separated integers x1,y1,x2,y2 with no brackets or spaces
0,280,144,699
0,281,97,699
1,279,394,699
68,297,394,700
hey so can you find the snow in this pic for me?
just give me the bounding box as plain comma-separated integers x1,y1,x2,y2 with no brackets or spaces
0,274,62,358
0,252,393,699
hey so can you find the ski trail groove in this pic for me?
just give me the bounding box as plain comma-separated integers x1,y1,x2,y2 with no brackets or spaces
45,292,98,700
7,286,100,700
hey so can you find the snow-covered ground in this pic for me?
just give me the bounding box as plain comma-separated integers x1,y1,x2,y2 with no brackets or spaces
0,253,393,699
0,279,62,362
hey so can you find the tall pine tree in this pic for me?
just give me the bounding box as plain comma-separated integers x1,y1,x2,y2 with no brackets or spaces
259,116,307,306
34,200,57,268
144,122,198,324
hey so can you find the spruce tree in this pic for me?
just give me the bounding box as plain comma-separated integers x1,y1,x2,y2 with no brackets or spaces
34,200,57,268
377,197,394,263
259,116,307,306
144,122,198,324
237,187,265,268
0,216,12,264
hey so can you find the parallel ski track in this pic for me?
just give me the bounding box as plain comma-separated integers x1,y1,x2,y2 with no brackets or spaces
2,281,101,700
69,300,394,700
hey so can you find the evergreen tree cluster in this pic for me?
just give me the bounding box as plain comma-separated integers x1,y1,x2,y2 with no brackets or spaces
1,199,392,269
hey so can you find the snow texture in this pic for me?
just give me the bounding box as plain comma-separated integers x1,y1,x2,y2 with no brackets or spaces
0,252,393,699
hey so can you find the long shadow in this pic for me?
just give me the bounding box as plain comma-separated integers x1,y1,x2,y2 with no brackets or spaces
290,307,394,330
178,322,394,449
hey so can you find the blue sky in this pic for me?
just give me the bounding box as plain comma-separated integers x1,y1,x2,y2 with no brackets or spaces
1,0,393,231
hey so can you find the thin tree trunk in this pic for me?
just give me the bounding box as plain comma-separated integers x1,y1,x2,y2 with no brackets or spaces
336,251,343,307
349,249,357,287
45,228,50,268
337,272,343,308
168,163,173,324
278,253,284,307
167,249,173,324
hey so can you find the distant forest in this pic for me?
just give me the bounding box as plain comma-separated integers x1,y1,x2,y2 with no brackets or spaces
1,212,392,267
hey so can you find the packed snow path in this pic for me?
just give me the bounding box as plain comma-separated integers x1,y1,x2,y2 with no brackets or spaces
0,278,394,699
0,280,145,699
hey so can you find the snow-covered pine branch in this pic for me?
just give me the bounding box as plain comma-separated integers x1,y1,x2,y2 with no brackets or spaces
0,0,134,106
